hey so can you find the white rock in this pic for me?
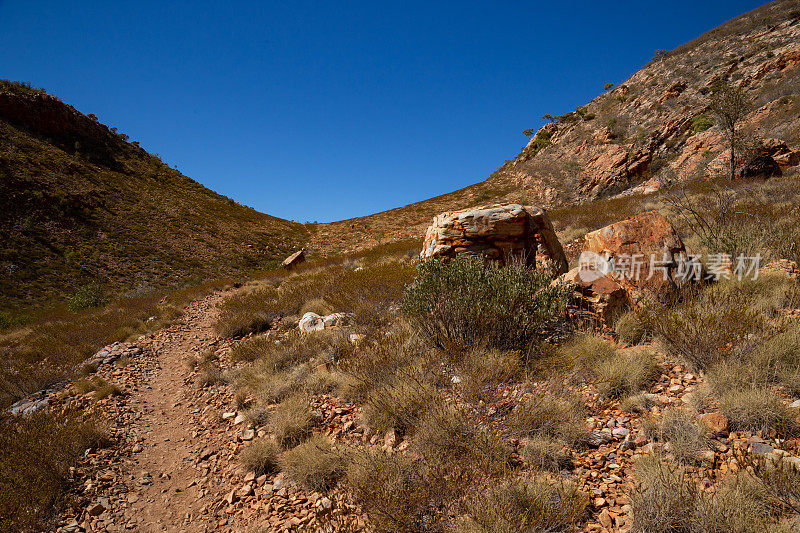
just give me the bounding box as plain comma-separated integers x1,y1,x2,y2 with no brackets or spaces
299,312,325,333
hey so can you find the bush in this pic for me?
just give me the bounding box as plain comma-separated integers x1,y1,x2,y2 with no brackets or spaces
692,473,774,533
458,348,521,401
280,435,344,491
594,348,661,398
269,395,314,447
215,285,281,338
361,375,438,434
506,390,587,446
643,408,710,464
238,438,281,476
459,476,587,532
402,258,569,352
640,283,775,371
615,312,646,344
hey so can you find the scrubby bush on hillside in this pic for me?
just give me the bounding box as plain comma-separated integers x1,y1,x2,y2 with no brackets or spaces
280,435,344,491
594,348,661,399
402,258,569,353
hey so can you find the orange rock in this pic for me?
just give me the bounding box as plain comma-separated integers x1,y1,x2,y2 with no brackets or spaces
699,412,729,437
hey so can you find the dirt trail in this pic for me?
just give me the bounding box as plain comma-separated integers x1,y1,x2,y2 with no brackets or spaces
118,292,227,532
63,290,248,533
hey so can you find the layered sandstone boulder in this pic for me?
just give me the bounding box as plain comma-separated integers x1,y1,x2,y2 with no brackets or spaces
560,267,628,325
582,210,691,305
420,204,568,275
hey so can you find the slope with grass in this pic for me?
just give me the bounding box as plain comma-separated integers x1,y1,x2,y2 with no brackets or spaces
0,80,309,314
312,0,800,255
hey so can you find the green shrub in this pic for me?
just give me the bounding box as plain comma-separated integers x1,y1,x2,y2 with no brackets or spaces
238,438,281,476
692,114,714,133
402,258,569,352
280,435,344,491
459,476,587,532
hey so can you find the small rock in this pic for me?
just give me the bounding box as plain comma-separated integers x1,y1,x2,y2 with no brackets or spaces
751,442,774,456
587,430,613,447
612,427,629,438
699,412,729,436
87,502,106,516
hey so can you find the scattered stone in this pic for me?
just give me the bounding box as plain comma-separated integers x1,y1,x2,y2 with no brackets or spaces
699,412,729,437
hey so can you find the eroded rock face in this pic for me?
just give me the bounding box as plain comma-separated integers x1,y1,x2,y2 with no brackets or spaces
559,267,628,325
582,210,690,305
420,204,568,275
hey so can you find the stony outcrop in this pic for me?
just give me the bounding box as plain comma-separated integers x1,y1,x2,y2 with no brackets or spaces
559,267,628,326
420,204,568,274
298,312,351,333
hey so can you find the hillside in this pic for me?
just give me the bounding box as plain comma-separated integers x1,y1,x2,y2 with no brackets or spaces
0,81,308,313
311,0,800,254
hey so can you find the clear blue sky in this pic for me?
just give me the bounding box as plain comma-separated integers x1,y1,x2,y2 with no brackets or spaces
1,0,765,222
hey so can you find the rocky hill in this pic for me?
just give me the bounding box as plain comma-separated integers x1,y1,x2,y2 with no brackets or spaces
312,0,800,254
0,81,308,312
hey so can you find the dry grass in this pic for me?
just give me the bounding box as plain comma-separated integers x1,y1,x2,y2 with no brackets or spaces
594,348,661,399
519,436,571,472
615,312,646,344
458,476,588,533
717,387,796,435
0,411,109,531
505,389,587,446
238,438,281,476
280,435,344,492
268,394,315,448
361,375,438,435
643,408,710,464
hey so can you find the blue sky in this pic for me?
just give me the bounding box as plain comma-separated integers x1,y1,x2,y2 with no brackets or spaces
1,0,764,222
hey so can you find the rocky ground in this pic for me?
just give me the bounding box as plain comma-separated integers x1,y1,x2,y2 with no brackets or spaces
36,286,800,533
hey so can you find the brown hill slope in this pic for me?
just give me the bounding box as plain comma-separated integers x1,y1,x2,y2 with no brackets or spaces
312,0,800,254
0,81,308,313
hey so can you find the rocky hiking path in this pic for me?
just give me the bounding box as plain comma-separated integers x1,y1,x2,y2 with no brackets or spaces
60,290,239,532
60,288,356,533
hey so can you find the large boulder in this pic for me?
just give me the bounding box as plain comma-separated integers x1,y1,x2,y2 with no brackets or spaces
582,210,693,306
282,250,305,270
420,204,568,275
740,154,781,179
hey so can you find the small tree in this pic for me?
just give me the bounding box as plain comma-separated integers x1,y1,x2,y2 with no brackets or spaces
542,114,556,123
523,128,536,137
604,83,614,91
710,81,751,180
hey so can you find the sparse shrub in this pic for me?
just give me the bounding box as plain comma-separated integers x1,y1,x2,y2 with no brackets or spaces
506,389,587,446
458,348,521,401
630,455,696,533
280,435,344,491
692,473,775,533
615,312,646,344
460,476,587,532
413,405,510,476
621,392,658,414
74,376,122,400
557,334,617,372
717,387,795,435
594,348,660,398
402,258,569,353
640,283,775,371
238,438,281,476
345,448,455,532
519,435,571,472
215,285,281,338
643,408,710,464
269,394,314,447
